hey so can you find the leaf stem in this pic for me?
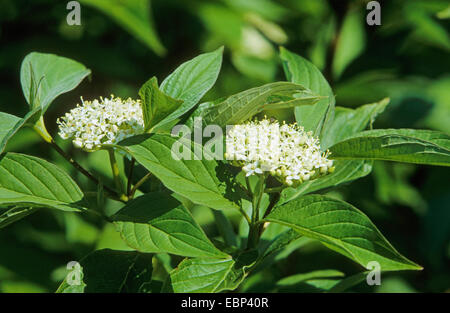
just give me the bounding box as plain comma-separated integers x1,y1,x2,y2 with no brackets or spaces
247,174,266,249
129,172,152,199
126,158,136,196
265,186,285,193
47,139,123,201
108,149,128,202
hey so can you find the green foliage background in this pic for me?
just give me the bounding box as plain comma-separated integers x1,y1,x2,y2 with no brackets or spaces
0,0,449,292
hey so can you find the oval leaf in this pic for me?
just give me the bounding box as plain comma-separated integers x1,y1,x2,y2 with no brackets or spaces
112,192,228,258
118,134,242,211
280,47,335,138
159,47,224,126
329,129,450,166
20,52,90,113
265,194,422,271
0,153,85,211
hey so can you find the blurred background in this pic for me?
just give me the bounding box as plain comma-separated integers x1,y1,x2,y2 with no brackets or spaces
0,0,449,292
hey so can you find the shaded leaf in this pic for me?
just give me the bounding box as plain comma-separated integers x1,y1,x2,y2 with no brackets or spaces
279,159,373,204
57,249,153,293
332,8,366,79
0,109,42,154
0,207,38,229
164,250,258,293
321,98,390,149
79,0,166,55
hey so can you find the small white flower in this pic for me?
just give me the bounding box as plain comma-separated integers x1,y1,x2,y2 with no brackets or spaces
57,95,144,151
226,118,334,186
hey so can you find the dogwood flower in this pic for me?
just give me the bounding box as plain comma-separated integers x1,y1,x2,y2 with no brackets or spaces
225,118,334,186
57,95,144,151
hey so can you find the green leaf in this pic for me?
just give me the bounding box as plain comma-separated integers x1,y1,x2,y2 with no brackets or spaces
279,160,373,204
138,77,183,132
321,98,390,149
79,0,166,55
164,250,258,293
0,153,85,211
211,209,238,247
279,47,335,138
159,47,224,127
57,249,153,293
332,8,366,79
328,272,368,293
20,52,90,113
329,129,450,166
265,194,422,271
200,82,321,127
0,109,42,154
0,207,37,229
118,134,242,211
112,192,228,258
276,269,344,287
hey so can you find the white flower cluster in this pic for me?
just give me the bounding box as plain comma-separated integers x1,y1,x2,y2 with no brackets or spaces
225,118,334,186
57,96,144,151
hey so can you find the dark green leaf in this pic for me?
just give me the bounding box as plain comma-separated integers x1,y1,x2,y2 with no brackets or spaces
0,207,37,229
164,250,258,293
79,0,166,55
279,159,373,204
57,249,153,293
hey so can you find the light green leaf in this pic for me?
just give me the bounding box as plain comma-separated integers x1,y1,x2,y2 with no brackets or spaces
200,82,321,127
20,52,90,113
79,0,166,55
0,207,37,229
118,134,243,211
332,8,366,79
279,47,335,139
0,109,42,154
112,192,228,258
265,195,422,271
138,77,183,132
321,98,390,149
280,160,373,204
56,249,153,293
159,47,224,127
0,153,85,211
164,250,258,293
329,129,450,166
